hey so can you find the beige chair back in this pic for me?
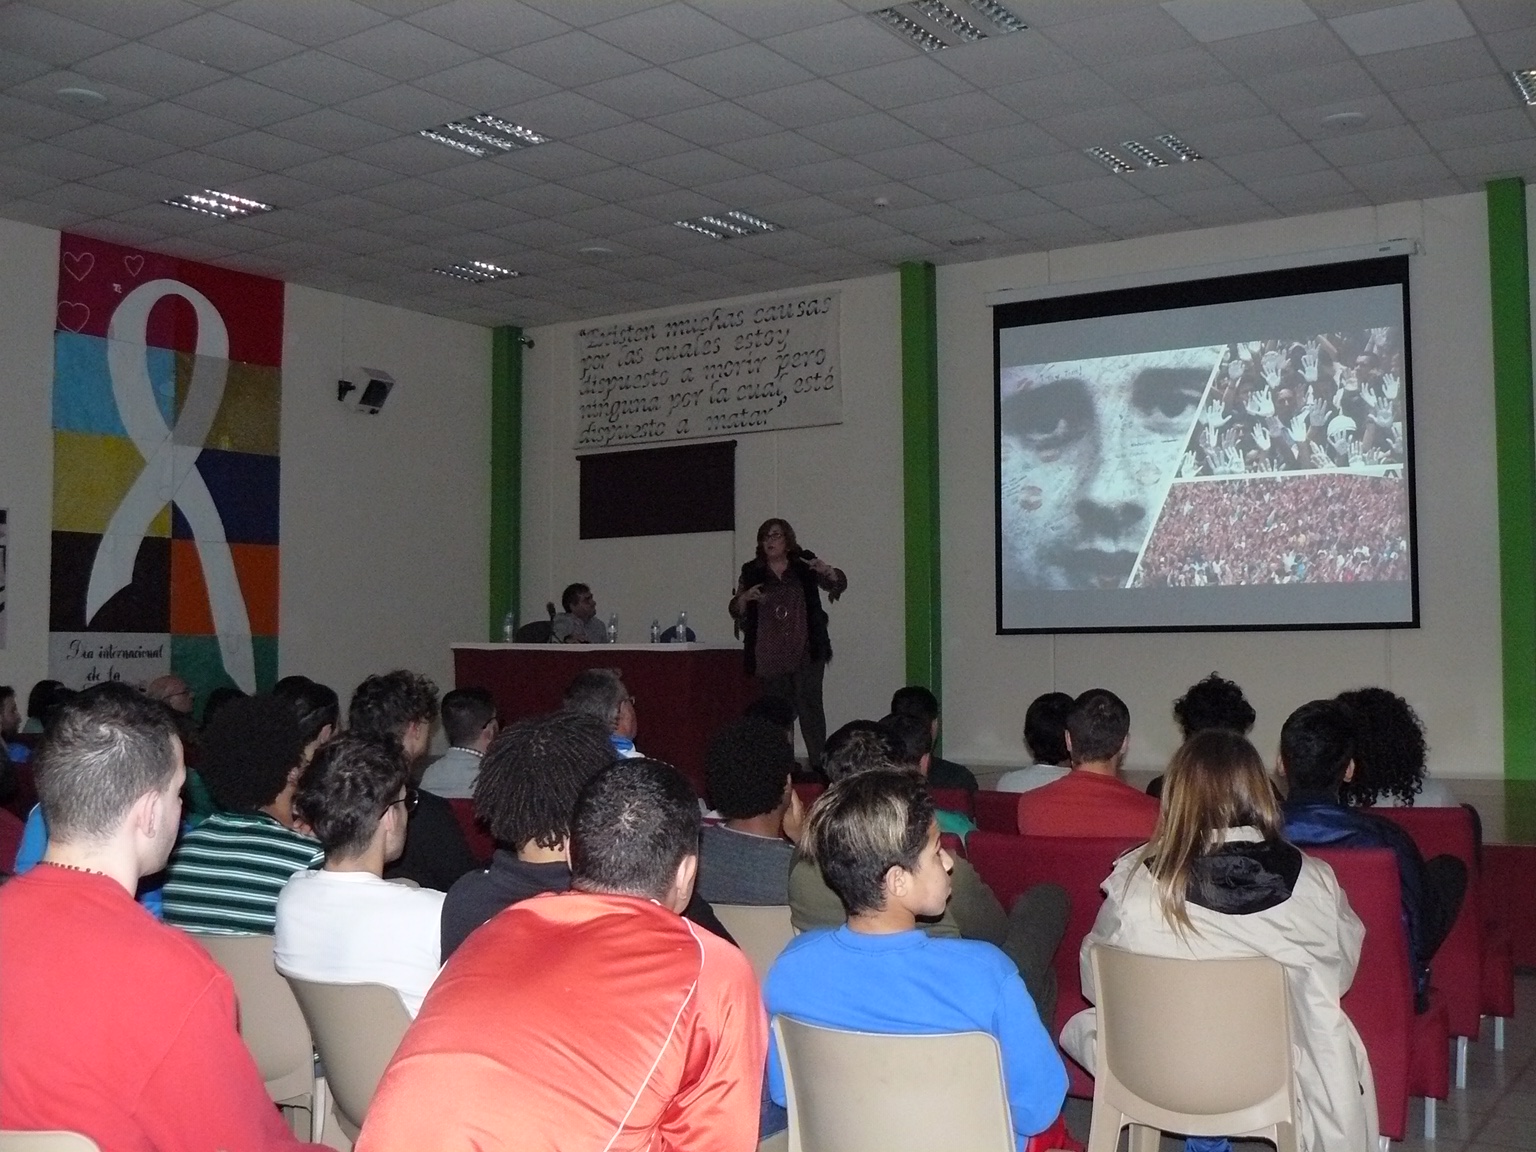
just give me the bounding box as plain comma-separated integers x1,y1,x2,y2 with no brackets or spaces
286,977,413,1140
0,1134,101,1152
772,1016,1014,1152
1087,944,1297,1152
713,904,793,984
193,933,323,1138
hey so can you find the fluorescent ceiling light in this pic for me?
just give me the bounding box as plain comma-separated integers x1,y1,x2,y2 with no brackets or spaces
1120,140,1169,169
1086,147,1136,175
419,114,548,158
433,260,518,283
1156,134,1203,162
871,0,1026,51
673,210,781,240
1512,70,1536,105
1089,137,1203,174
162,189,273,218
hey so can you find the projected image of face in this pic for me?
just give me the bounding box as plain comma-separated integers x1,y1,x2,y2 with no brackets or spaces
1000,347,1221,590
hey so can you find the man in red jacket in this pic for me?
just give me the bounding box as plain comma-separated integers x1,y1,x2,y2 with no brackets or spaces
359,757,768,1152
0,682,320,1152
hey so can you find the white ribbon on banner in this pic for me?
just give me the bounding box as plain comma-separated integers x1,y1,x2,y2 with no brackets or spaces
86,278,257,692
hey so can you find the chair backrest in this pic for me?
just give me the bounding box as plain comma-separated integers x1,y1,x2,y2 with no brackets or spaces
2,762,36,820
772,1016,1014,1152
1090,945,1294,1137
0,806,24,872
286,977,413,1137
967,831,1142,1097
446,797,495,865
793,782,826,809
0,1134,101,1152
659,625,697,642
193,933,315,1102
1369,805,1483,1038
973,790,1020,834
513,619,553,643
713,904,794,985
1304,846,1411,1140
929,787,974,818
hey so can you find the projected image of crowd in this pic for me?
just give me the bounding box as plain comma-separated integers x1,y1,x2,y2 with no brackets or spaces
1132,473,1411,587
1180,327,1406,477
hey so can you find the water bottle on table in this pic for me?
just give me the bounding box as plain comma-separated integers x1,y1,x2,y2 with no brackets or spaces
607,613,618,643
675,611,688,642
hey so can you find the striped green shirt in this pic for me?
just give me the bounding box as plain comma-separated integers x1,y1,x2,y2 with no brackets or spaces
162,811,325,935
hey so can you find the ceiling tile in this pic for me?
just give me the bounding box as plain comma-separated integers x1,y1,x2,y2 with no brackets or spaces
1142,82,1272,130
1328,0,1475,55
1340,154,1457,198
335,84,466,133
108,102,244,149
1041,7,1195,63
691,172,803,206
142,149,261,187
144,12,301,74
1488,25,1536,70
857,140,974,180
1393,75,1528,121
0,6,123,68
346,133,477,174
823,181,933,213
222,0,390,46
1073,197,1188,237
1156,184,1274,226
1417,108,1536,151
1121,159,1232,194
561,203,656,236
580,70,716,119
222,173,335,208
571,122,695,165
667,43,816,98
9,70,157,116
1187,114,1302,154
1360,34,1500,90
716,130,837,170
1247,60,1384,111
1460,0,1536,34
634,147,752,185
1215,142,1330,183
0,94,91,141
1205,20,1353,76
991,69,1124,120
766,16,917,77
1105,46,1235,100
933,32,1079,89
178,77,320,128
304,192,409,224
1251,166,1356,206
1313,123,1432,166
2,167,67,199
587,4,745,66
495,141,615,181
736,78,874,130
325,22,479,82
829,57,973,109
499,183,600,217
203,129,330,170
891,91,1023,138
405,0,568,54
801,110,927,155
950,187,1058,221
75,43,227,99
906,166,1019,200
427,199,530,230
420,159,542,197
1035,173,1149,208
798,214,904,245
50,123,180,165
1280,94,1406,139
39,181,140,219
1161,0,1317,42
876,201,990,237
1004,209,1112,248
284,154,401,191
990,150,1109,185
499,31,649,87
246,50,394,105
413,57,557,110
650,102,779,147
618,190,724,225
500,90,630,137
560,165,676,203
1036,102,1167,149
1435,137,1536,181
263,107,396,151
30,0,202,39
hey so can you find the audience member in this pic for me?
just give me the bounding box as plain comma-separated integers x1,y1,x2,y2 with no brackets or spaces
146,673,195,716
441,710,732,958
272,674,340,766
162,695,323,933
767,769,1068,1146
1063,729,1376,1152
563,666,641,758
1016,689,1159,838
790,719,1067,1023
698,715,802,905
21,679,70,734
549,581,607,644
358,758,767,1151
0,684,20,740
880,710,978,838
351,670,478,892
421,687,498,798
1336,686,1454,808
995,692,1074,794
1278,699,1466,1011
1147,672,1256,799
890,684,978,791
276,734,444,1016
199,685,246,730
0,683,320,1150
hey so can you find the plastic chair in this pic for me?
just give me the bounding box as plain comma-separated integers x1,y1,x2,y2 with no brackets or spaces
772,1016,1015,1152
193,933,326,1143
285,977,413,1140
0,1135,101,1152
1085,945,1296,1152
713,904,794,985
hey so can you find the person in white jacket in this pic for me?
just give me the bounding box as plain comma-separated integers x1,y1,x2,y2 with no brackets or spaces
1060,729,1377,1152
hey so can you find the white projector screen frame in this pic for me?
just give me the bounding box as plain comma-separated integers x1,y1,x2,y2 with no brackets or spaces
994,256,1419,635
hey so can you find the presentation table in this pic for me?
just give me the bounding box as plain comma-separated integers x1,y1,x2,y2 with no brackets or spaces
452,642,759,795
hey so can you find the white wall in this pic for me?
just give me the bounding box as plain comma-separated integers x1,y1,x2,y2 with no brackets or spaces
0,217,490,706
521,272,907,733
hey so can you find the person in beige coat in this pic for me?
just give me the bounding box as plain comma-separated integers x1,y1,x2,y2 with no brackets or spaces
1060,729,1377,1152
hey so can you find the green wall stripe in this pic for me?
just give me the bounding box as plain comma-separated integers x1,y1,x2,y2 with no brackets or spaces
489,326,522,641
1489,178,1536,780
900,262,941,696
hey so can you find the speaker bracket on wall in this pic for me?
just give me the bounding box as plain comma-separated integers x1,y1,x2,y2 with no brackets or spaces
337,367,395,414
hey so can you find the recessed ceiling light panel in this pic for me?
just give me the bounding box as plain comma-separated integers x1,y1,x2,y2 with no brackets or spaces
1121,140,1169,168
162,189,274,218
871,0,1025,51
1086,147,1136,175
674,210,781,240
1511,69,1536,105
1155,134,1202,162
433,260,518,283
419,114,549,158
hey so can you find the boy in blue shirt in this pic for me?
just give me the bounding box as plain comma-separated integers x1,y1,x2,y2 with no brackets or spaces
765,769,1068,1149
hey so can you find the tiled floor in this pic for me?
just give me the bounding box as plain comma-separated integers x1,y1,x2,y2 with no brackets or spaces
1060,972,1536,1151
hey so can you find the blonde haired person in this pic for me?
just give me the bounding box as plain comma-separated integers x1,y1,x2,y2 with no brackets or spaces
1061,729,1376,1152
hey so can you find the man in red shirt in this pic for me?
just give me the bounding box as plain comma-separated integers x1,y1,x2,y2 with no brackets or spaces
0,682,320,1152
1016,688,1159,839
358,757,768,1151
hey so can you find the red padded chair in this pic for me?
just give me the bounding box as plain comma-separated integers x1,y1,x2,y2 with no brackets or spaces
1372,805,1507,1080
938,831,966,861
446,798,494,865
792,782,825,809
968,831,1143,1098
3,760,36,820
929,786,974,818
0,805,24,872
1308,846,1450,1141
974,789,1021,834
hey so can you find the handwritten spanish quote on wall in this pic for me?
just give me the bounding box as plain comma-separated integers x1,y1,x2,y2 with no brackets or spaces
575,290,841,452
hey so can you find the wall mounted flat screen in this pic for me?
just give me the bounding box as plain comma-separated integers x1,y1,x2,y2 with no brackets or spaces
995,256,1418,634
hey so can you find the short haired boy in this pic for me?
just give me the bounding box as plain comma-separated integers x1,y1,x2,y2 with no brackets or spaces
275,734,445,1016
420,687,498,798
697,715,804,905
889,684,978,792
765,770,1068,1149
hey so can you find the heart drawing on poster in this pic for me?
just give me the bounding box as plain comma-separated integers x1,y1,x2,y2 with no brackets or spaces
123,254,144,277
57,301,90,332
62,251,94,281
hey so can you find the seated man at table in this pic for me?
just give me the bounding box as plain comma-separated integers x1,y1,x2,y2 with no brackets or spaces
698,714,803,905
889,684,978,792
0,683,321,1151
1016,688,1159,839
420,687,498,799
563,666,643,759
358,758,766,1152
550,582,608,644
766,768,1068,1149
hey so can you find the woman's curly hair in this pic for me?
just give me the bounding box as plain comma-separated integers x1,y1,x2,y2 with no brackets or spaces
1336,686,1429,807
